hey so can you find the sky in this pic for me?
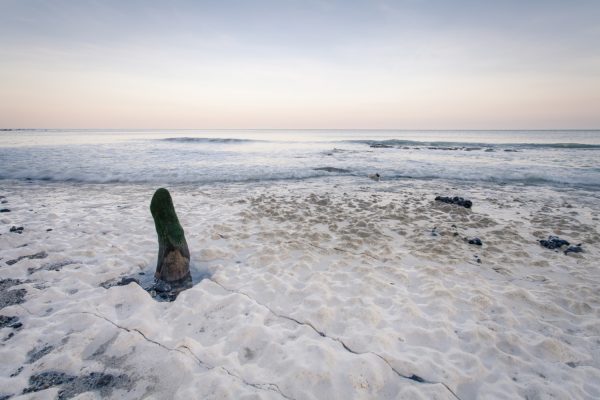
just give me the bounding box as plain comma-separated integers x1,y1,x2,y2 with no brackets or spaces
1,0,599,129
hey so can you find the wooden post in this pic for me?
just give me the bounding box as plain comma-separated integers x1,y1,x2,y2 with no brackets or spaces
150,188,191,282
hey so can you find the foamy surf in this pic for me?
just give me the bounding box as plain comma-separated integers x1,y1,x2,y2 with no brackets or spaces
1,129,599,188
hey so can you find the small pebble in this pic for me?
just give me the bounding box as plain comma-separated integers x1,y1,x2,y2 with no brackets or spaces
117,277,139,286
468,237,483,246
564,244,583,255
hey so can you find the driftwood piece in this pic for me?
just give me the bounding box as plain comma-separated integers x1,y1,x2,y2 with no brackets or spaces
150,188,191,282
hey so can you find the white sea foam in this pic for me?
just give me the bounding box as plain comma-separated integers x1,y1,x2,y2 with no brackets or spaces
1,130,599,188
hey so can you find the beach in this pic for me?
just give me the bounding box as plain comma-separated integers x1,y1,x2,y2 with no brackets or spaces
1,162,599,399
3,0,600,397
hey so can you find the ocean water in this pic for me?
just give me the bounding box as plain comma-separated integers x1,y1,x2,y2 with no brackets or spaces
1,129,599,188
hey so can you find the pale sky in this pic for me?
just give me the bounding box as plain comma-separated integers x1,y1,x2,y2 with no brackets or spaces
1,0,599,129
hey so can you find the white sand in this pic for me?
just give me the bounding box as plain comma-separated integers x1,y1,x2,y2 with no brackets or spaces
1,177,599,399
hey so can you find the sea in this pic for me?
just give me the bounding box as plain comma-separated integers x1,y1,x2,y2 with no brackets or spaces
1,129,599,189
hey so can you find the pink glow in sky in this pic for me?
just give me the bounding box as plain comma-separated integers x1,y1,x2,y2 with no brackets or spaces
1,1,599,129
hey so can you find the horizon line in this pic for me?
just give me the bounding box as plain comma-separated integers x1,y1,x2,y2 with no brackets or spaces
2,127,600,132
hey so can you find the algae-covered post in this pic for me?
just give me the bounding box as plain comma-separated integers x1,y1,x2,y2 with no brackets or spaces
150,188,191,283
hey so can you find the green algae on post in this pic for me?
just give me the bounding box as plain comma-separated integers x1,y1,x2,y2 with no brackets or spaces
150,188,191,283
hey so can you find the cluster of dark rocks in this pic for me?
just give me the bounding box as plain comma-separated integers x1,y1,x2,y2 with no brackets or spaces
539,236,570,249
539,236,583,255
431,196,587,258
9,226,24,234
435,196,473,209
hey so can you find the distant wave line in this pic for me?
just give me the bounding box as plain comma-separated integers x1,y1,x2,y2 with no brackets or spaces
160,137,261,143
346,139,600,149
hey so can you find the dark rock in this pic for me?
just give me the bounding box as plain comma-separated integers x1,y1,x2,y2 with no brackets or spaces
27,345,54,363
0,209,10,213
566,361,578,368
539,236,570,249
10,322,22,329
435,196,473,208
564,244,583,255
10,366,24,377
369,143,393,148
9,226,24,234
6,251,48,265
1,200,7,204
368,173,381,181
117,277,139,286
100,276,139,289
408,374,425,383
484,148,494,152
46,228,53,232
313,167,351,173
468,238,483,246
